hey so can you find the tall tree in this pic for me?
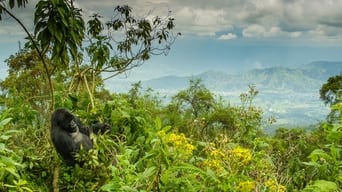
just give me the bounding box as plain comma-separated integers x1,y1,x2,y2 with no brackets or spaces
320,75,342,123
1,0,179,109
172,79,214,118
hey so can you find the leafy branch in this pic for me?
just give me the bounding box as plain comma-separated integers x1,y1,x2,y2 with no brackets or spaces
0,0,55,109
85,5,180,81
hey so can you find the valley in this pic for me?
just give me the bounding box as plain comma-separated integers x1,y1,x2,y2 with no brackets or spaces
106,61,341,128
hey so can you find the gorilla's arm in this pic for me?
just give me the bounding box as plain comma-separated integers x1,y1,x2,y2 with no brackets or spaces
78,133,93,150
90,123,112,134
73,117,91,136
70,120,93,150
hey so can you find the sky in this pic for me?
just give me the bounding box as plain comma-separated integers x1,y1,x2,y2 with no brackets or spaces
1,0,342,81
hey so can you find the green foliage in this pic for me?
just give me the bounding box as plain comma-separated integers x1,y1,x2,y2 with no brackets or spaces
87,13,104,38
320,75,342,106
2,0,179,110
87,35,112,71
34,0,85,64
0,49,51,116
302,180,338,192
320,75,342,123
301,103,342,189
107,5,177,60
103,87,161,146
268,128,322,190
0,112,33,192
3,3,342,190
84,5,179,81
168,81,266,144
172,79,214,118
55,133,117,191
101,121,284,192
2,75,341,191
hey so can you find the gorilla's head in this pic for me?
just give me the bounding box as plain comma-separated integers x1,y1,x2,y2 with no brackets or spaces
52,108,76,132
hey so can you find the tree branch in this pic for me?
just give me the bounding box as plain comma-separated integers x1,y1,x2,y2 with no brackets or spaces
1,5,55,109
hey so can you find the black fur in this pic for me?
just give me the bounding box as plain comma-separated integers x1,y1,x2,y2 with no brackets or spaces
90,123,112,134
51,108,92,166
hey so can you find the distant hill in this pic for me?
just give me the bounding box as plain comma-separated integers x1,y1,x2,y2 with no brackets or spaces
300,61,342,80
141,75,189,90
105,61,341,127
139,61,342,127
142,61,342,93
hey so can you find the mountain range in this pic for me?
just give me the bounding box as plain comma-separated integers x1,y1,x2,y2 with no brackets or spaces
142,61,342,93
107,61,342,129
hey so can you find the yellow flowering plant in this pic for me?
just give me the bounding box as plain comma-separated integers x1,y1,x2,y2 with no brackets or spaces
237,180,255,192
265,179,286,192
165,133,196,160
230,146,253,166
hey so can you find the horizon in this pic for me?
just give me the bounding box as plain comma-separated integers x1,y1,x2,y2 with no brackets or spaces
108,59,342,82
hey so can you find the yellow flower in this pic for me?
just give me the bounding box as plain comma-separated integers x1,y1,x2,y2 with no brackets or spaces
202,159,222,170
184,143,196,154
209,142,215,147
210,149,225,159
168,133,187,144
231,146,252,165
166,133,195,156
265,179,286,192
157,130,166,137
237,181,255,192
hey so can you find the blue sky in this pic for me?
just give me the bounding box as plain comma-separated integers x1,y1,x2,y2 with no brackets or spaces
1,0,342,81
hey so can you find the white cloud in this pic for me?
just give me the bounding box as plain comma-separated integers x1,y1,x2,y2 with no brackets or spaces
242,24,266,38
264,27,281,37
242,24,305,39
40,1,342,41
218,33,237,40
3,0,342,42
175,7,231,36
290,31,302,38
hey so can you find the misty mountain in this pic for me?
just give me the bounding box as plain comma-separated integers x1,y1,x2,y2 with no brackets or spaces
142,61,342,93
300,61,342,80
139,61,342,127
141,75,189,90
105,61,341,127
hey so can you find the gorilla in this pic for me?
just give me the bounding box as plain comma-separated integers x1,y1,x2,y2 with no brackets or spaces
51,108,93,166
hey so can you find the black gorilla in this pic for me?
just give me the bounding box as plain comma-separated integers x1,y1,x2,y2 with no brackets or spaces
51,108,93,166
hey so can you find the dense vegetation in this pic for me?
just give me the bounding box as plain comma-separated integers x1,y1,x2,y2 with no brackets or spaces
1,73,342,192
1,0,342,191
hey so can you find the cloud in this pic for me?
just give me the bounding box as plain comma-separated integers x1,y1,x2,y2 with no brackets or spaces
3,0,342,42
242,24,266,38
175,7,231,36
290,31,302,38
0,2,36,39
218,33,237,40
